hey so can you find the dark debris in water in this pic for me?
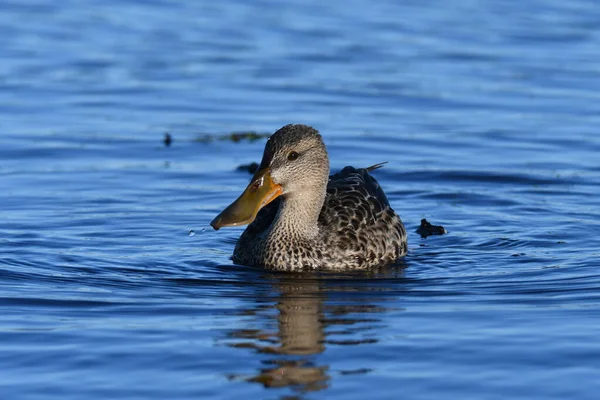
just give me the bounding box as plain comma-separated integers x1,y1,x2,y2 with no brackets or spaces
339,368,373,376
416,219,447,238
236,162,259,174
196,131,270,143
164,132,172,147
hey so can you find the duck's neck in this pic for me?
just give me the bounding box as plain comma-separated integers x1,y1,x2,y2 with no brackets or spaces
269,187,326,240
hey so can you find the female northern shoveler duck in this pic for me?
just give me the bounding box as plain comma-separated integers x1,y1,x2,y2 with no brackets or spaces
210,124,407,271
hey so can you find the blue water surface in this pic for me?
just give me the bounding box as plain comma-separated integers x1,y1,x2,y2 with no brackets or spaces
1,0,600,399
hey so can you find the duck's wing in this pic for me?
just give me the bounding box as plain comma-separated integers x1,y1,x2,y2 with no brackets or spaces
318,164,407,264
319,165,390,227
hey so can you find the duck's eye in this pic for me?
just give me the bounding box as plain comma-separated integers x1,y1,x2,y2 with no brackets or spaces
287,151,299,161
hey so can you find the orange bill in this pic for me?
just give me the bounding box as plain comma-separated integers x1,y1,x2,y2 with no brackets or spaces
210,168,283,230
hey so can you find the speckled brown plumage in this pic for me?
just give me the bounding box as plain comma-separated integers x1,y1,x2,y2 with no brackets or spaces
227,124,407,271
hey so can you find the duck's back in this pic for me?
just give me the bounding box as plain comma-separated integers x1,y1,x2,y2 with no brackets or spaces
317,165,407,269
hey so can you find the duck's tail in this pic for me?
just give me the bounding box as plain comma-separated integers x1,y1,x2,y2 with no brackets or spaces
365,162,388,172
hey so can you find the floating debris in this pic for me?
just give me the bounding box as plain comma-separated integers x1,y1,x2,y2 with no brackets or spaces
416,219,446,238
236,162,259,174
164,133,172,147
228,131,270,142
195,131,270,143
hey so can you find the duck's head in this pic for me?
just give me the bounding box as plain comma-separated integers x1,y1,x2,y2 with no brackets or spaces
211,124,330,230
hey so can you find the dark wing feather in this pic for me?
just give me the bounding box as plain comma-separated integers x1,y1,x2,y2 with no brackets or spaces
318,165,407,266
319,165,390,228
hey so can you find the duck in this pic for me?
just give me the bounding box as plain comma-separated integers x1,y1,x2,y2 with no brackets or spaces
210,124,407,271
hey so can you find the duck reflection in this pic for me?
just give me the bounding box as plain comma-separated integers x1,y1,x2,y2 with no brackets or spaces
226,269,403,393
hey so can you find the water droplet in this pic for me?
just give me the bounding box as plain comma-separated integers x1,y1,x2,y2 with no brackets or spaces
188,230,196,237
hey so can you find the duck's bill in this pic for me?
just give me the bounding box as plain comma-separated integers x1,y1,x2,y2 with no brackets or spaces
210,168,283,230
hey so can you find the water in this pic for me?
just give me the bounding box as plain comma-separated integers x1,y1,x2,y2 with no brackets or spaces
2,0,600,398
